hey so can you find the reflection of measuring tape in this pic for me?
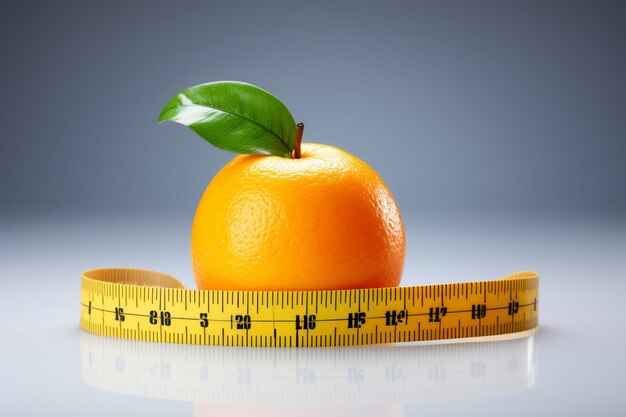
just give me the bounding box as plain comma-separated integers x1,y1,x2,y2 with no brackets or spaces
80,269,538,347
80,331,537,404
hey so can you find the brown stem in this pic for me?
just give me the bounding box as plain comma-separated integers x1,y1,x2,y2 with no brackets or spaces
293,122,304,159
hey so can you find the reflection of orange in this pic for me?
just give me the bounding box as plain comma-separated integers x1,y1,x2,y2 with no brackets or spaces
193,403,405,417
191,143,405,291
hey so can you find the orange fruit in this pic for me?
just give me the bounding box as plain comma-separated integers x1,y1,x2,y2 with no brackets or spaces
191,143,405,291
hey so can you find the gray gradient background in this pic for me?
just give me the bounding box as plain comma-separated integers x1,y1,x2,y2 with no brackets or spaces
2,0,625,215
1,1,626,416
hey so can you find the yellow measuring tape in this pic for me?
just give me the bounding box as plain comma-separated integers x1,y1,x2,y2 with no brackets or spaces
80,268,538,347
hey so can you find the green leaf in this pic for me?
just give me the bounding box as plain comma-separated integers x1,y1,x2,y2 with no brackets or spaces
158,81,296,158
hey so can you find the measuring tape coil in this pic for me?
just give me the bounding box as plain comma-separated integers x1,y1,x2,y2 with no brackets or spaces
80,269,538,347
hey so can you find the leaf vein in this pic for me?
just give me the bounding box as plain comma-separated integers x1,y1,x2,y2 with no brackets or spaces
170,103,291,154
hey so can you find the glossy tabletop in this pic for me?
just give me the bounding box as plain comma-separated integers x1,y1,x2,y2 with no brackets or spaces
1,212,624,416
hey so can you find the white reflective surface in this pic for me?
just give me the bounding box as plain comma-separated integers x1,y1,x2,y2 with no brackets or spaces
1,212,625,416
80,331,536,405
